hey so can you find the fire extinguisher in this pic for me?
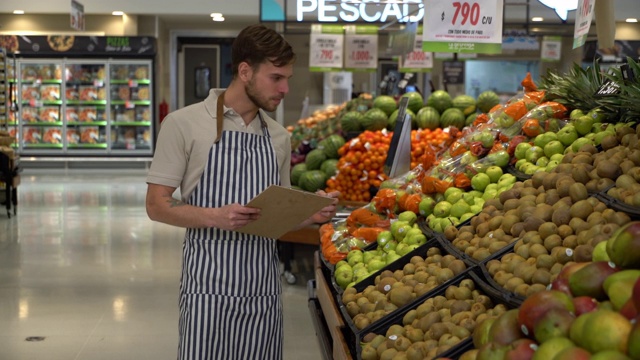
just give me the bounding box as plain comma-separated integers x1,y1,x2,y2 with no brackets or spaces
159,99,169,124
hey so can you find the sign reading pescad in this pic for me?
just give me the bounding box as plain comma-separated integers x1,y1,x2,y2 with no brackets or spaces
297,0,424,23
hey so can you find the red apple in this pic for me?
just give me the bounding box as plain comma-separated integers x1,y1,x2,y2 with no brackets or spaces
572,296,599,316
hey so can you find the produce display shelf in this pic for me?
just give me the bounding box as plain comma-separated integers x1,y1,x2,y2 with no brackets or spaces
66,100,107,106
22,100,63,106
592,192,640,220
22,122,63,126
111,79,151,85
110,100,151,106
506,164,531,181
23,143,63,148
67,121,108,126
21,79,62,84
307,280,334,360
67,144,108,149
111,121,152,127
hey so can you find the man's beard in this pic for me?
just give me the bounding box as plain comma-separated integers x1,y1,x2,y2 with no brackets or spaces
245,77,280,113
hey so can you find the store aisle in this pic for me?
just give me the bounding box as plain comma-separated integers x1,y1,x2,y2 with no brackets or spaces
0,169,322,360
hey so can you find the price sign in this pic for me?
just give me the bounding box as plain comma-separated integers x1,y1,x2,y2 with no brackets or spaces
573,0,595,49
422,0,503,54
309,24,344,72
541,36,562,62
400,30,433,73
344,25,377,72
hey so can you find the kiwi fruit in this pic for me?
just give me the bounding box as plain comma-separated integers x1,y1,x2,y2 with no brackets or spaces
535,254,555,270
551,207,571,226
596,159,623,180
570,199,594,220
573,244,593,262
571,153,593,165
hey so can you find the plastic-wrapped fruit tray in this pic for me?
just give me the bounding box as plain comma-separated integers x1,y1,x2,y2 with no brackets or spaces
592,191,640,220
351,267,518,360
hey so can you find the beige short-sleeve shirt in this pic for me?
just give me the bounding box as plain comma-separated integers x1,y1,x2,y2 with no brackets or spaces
146,89,292,202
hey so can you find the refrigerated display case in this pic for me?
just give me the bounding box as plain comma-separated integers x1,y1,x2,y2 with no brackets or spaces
3,35,157,158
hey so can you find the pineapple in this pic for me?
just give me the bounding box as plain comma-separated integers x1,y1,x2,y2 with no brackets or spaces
538,60,618,121
602,57,640,123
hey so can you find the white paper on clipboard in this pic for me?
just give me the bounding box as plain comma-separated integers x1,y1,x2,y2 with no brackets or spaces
236,185,335,239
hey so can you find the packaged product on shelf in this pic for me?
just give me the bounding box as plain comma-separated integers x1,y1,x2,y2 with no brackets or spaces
78,106,97,122
67,129,79,144
21,86,39,101
134,66,148,80
113,85,131,101
136,107,151,121
79,126,100,144
38,106,60,122
21,66,39,81
42,128,62,144
111,65,130,80
66,107,79,122
78,86,98,101
21,107,38,123
133,86,150,101
23,127,42,144
40,85,60,101
65,86,79,100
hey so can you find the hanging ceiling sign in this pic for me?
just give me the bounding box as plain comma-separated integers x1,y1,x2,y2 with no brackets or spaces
537,0,578,21
573,0,595,49
295,0,424,23
422,0,504,54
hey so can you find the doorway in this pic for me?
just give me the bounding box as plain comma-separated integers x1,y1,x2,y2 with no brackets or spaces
178,44,220,108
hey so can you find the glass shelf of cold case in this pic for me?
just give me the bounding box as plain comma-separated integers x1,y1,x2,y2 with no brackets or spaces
110,125,151,151
66,126,107,149
22,126,63,148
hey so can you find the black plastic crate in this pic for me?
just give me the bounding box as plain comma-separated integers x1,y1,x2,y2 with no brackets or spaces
507,164,531,181
353,267,518,359
593,191,640,220
478,242,533,307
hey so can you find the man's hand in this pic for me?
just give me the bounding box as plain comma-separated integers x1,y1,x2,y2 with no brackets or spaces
310,190,340,224
214,203,261,231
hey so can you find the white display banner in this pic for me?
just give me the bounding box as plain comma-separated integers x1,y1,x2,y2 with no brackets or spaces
344,25,378,71
400,33,433,72
70,0,85,31
309,24,344,72
542,36,562,61
422,0,504,54
573,0,595,49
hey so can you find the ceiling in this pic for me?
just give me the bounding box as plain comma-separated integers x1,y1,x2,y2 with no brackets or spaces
0,0,638,30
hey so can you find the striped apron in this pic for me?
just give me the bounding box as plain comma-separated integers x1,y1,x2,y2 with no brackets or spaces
178,98,282,360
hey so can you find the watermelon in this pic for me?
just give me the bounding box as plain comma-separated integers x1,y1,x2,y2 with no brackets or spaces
388,109,416,130
415,106,440,130
318,134,345,159
373,95,397,116
440,108,466,130
452,95,477,116
291,185,303,191
401,92,425,114
361,108,388,131
305,149,327,170
298,170,327,193
340,111,364,132
465,113,477,127
477,90,500,113
320,159,339,177
426,90,453,114
290,163,307,186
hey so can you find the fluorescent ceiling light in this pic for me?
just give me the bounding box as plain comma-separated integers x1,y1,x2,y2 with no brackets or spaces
212,16,225,22
13,10,25,14
531,17,544,22
210,13,222,17
112,11,124,16
626,18,638,23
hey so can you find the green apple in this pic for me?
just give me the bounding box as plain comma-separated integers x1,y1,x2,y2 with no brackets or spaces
574,115,596,136
431,219,444,233
525,146,545,163
515,142,532,160
389,221,408,237
460,212,475,222
335,269,353,289
471,173,491,192
347,250,364,266
557,125,579,146
461,192,475,205
499,173,516,184
486,150,510,168
395,243,411,257
593,131,610,146
474,131,495,148
473,196,485,206
418,197,436,217
433,201,452,218
450,199,471,218
398,210,418,226
445,187,464,204
528,108,547,121
546,160,560,172
571,137,593,152
335,260,349,270
385,251,402,265
433,192,445,203
570,109,585,120
523,164,540,175
366,258,386,272
591,122,605,133
445,217,461,227
536,156,549,167
550,153,564,163
377,230,393,247
515,158,528,171
485,166,503,183
470,204,483,214
392,224,412,241
592,240,610,262
381,240,398,253
459,151,478,166
354,267,371,282
363,251,375,264
543,140,565,158
404,228,422,240
482,189,498,200
587,108,607,122
496,113,515,128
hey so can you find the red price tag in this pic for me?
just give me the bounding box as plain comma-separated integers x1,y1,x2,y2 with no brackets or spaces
128,80,138,88
451,1,482,26
94,80,104,87
408,52,427,61
125,101,135,109
351,50,370,61
320,49,334,60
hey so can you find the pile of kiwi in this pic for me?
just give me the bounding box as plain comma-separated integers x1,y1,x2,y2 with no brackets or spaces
359,279,509,360
342,247,467,331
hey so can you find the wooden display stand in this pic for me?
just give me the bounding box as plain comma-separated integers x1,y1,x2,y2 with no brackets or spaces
314,251,353,360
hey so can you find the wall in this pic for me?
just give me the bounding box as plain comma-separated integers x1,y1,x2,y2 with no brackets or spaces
0,14,127,35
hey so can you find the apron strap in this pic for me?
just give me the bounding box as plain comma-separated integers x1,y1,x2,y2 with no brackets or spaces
215,91,225,144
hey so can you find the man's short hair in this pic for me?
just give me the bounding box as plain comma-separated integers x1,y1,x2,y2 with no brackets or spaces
231,24,296,77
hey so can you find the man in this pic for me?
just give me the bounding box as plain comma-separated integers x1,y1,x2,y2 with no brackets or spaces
146,24,339,360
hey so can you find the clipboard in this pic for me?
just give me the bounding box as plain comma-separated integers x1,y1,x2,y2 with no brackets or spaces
236,185,335,239
383,96,412,178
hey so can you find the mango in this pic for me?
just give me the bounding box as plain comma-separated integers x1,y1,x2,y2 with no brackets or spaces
607,221,640,268
579,309,631,354
603,270,640,310
568,261,619,300
531,337,574,360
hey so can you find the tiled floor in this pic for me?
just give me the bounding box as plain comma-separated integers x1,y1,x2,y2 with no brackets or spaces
0,169,323,360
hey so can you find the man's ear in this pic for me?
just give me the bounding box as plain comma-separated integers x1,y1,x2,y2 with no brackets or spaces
238,62,252,82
